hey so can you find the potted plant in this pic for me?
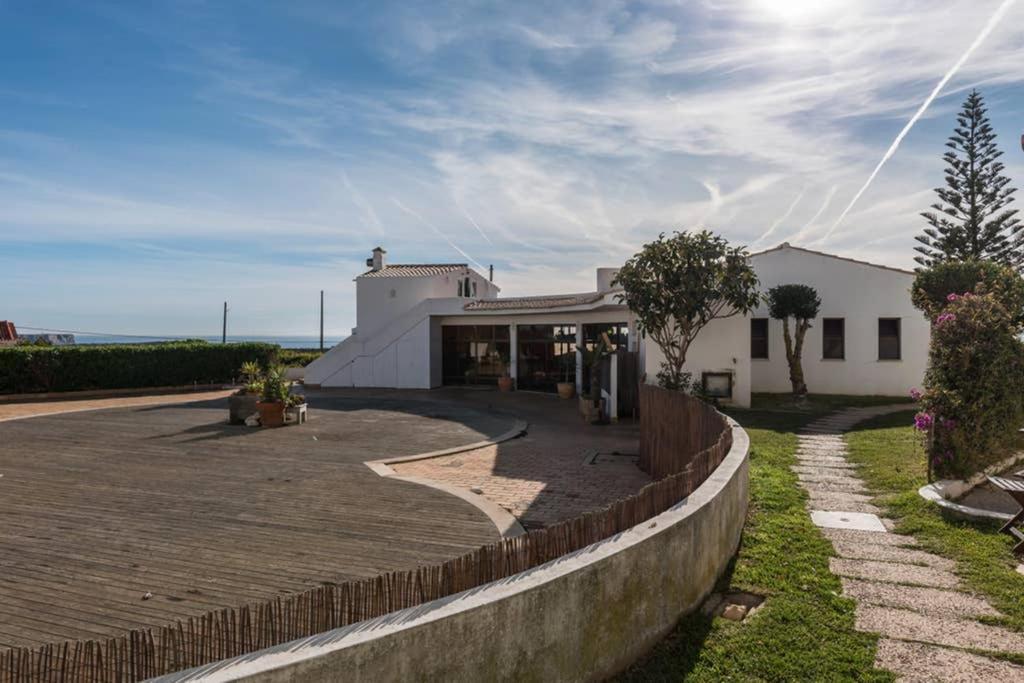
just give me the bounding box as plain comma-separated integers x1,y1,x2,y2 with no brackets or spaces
257,365,289,427
228,361,263,424
497,373,514,392
578,331,613,424
556,350,575,400
285,391,308,425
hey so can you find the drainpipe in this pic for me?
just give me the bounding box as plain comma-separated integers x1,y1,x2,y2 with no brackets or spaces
509,323,518,389
575,323,584,397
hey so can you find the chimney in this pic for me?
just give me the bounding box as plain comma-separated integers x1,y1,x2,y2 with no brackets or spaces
596,268,619,293
488,264,494,282
366,246,386,271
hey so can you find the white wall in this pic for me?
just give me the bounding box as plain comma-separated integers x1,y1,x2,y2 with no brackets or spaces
642,316,751,408
750,247,929,397
355,269,498,339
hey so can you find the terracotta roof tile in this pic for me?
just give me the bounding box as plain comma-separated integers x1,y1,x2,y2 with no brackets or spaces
464,292,608,311
358,264,468,279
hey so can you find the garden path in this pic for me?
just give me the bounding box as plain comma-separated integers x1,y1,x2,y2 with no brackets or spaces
797,407,1024,682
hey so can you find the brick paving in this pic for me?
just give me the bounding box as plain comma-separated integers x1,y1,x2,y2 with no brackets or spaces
392,392,649,528
797,407,1024,681
0,389,235,422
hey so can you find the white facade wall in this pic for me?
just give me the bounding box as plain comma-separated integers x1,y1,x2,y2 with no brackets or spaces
642,316,751,408
355,269,497,338
749,247,929,397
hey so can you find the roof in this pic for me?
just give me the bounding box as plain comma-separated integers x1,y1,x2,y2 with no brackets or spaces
749,243,914,276
0,321,17,342
358,264,468,279
463,292,610,311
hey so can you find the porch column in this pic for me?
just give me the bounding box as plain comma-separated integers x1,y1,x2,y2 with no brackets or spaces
509,323,518,389
575,322,584,396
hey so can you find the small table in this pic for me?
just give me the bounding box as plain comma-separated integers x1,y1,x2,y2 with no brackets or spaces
987,475,1024,555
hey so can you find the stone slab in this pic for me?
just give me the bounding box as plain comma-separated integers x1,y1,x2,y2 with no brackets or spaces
820,528,918,547
840,578,996,618
857,605,1024,653
831,558,959,588
798,471,867,486
811,510,887,532
874,638,1024,682
830,540,956,570
803,480,868,493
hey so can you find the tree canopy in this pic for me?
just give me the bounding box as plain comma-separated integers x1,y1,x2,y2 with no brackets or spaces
614,230,760,390
766,284,821,322
915,89,1023,267
912,259,1024,325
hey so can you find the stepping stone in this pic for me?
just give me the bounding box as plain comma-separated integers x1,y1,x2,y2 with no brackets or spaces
803,479,868,493
856,605,1024,653
874,639,1024,682
793,464,858,475
809,498,880,514
794,457,857,469
812,510,887,532
841,578,997,619
798,471,865,485
830,540,957,570
832,558,959,588
820,528,918,546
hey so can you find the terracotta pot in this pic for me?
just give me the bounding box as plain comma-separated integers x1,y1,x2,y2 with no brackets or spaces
497,376,514,392
257,400,286,428
228,393,259,425
556,382,575,400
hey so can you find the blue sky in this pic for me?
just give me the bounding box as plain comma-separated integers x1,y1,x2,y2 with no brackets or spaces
2,1,1024,337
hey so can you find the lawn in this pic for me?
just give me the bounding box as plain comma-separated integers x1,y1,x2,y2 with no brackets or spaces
844,411,1024,636
618,396,904,682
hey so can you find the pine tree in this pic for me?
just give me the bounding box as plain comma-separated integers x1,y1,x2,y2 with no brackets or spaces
914,90,1022,268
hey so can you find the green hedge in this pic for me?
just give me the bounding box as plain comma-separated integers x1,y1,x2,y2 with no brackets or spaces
0,341,280,394
278,348,325,367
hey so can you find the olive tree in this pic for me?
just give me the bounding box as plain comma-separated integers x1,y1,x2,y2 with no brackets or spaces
614,230,760,390
766,284,821,396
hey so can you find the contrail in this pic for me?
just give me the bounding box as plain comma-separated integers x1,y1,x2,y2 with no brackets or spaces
391,198,488,272
785,185,837,243
458,204,494,244
821,0,1018,243
754,188,805,245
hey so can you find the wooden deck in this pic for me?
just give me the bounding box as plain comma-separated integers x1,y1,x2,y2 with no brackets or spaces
0,393,514,649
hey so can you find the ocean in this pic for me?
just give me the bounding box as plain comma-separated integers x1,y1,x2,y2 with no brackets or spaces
71,335,344,349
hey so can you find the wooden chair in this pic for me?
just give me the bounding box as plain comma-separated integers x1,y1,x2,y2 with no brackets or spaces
987,475,1024,555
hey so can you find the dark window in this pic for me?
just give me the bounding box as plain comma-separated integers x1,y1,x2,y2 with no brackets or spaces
822,318,845,359
702,372,733,399
517,324,577,392
750,318,769,359
878,318,901,360
442,325,511,385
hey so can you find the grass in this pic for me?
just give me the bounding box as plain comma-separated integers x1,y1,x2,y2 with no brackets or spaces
618,395,907,682
845,411,1024,637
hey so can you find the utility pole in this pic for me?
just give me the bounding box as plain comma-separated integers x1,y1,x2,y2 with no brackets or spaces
222,302,228,344
319,290,324,351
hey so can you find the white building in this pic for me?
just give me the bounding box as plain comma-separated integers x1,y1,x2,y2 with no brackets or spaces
305,243,930,407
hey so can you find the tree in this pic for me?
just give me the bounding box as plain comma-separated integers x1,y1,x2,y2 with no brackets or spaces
915,89,1023,268
766,284,821,396
912,259,1024,325
614,230,760,390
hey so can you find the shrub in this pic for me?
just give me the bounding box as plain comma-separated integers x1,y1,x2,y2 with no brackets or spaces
277,348,325,367
766,284,822,395
916,290,1024,477
0,341,280,394
912,259,1024,324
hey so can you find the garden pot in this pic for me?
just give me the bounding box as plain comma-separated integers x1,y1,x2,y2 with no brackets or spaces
257,400,286,428
228,393,259,425
497,376,514,392
556,382,575,400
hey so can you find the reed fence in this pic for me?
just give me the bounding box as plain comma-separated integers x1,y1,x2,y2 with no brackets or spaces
1,385,732,683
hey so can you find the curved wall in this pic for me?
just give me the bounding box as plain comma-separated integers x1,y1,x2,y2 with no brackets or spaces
158,420,749,683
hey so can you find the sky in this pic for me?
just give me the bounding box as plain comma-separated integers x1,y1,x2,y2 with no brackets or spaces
2,1,1024,337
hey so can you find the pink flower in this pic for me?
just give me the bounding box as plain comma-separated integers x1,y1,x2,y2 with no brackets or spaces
936,312,956,325
914,412,933,431
946,293,959,302
910,388,922,401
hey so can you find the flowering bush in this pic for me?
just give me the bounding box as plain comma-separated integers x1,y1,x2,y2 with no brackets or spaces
916,287,1024,478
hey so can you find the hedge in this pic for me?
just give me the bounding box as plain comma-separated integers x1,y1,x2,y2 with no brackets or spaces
0,341,280,394
277,348,325,367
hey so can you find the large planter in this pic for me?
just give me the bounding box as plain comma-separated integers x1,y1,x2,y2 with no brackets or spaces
257,400,286,428
497,376,514,392
228,393,260,425
556,382,575,400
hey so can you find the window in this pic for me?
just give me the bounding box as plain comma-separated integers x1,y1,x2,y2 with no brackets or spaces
457,280,463,297
822,318,845,359
702,372,733,399
878,318,901,360
750,318,769,359
471,281,477,297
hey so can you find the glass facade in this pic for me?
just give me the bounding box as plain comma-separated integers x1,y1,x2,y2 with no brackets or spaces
517,324,577,392
580,323,629,394
441,325,511,385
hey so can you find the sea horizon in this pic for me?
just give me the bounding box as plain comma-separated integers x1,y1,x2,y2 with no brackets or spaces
69,334,344,349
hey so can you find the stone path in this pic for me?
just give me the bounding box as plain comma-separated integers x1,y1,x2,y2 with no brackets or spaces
796,407,1024,682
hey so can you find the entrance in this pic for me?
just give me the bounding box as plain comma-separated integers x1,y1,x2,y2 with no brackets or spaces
441,325,511,385
516,324,576,392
